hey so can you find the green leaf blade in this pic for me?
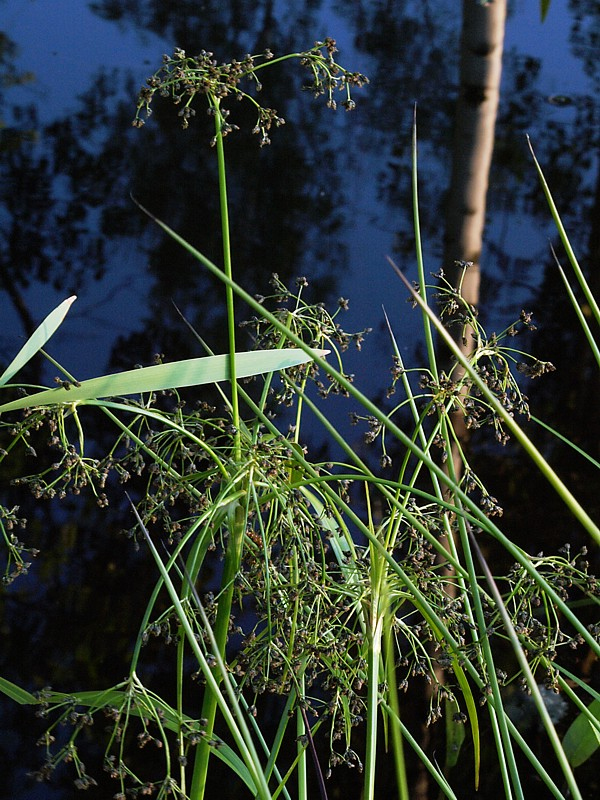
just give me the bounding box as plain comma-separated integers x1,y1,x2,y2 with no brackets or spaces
0,348,328,414
541,0,551,22
0,296,77,387
0,676,39,705
563,699,600,767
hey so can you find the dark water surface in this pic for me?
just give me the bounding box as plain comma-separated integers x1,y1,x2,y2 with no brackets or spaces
1,1,598,798
1,0,596,382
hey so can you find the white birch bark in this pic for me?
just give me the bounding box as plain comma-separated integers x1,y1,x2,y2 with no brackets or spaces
444,0,507,473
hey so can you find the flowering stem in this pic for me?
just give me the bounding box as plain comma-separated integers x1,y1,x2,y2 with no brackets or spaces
189,99,247,800
213,97,241,463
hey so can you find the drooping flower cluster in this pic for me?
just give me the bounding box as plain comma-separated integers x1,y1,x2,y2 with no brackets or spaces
133,38,368,145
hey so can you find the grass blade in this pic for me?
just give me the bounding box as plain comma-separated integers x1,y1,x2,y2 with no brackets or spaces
128,499,272,800
0,296,77,387
528,137,600,326
0,348,327,414
551,244,600,369
0,676,39,705
562,699,600,768
540,0,551,22
387,256,600,546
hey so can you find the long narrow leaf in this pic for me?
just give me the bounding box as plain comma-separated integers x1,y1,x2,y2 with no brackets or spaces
563,699,600,768
0,296,77,387
31,685,257,792
450,660,480,786
129,501,272,799
0,348,327,414
0,676,39,705
135,204,600,655
551,245,600,369
444,697,466,770
466,524,582,800
528,137,600,326
387,257,600,547
540,0,551,22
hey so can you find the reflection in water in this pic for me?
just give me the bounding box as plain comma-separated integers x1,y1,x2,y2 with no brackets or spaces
1,1,599,797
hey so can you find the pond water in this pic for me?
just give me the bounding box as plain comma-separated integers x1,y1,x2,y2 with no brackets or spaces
2,0,595,386
1,1,598,798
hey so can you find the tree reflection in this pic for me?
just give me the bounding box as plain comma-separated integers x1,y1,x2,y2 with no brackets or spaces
2,2,355,370
0,43,101,350
333,0,458,259
91,2,352,370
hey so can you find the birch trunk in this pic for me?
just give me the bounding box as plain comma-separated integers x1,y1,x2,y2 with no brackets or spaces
444,0,507,478
414,7,507,797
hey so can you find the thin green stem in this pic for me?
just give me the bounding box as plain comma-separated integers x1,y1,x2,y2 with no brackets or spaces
296,674,308,800
383,614,409,800
362,487,385,800
412,106,437,380
389,257,600,546
528,136,600,326
188,102,247,799
191,497,247,799
213,97,241,463
133,502,270,799
467,523,582,800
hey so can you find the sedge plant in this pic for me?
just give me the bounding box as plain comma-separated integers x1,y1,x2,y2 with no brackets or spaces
0,36,598,800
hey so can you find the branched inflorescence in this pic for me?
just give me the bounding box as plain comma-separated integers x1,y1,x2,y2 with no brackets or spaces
132,38,368,145
363,262,556,484
241,273,371,404
4,267,599,793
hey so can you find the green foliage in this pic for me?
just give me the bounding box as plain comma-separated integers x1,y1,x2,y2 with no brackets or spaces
0,296,76,387
541,0,552,22
0,676,38,705
0,348,326,414
1,35,599,800
563,698,600,767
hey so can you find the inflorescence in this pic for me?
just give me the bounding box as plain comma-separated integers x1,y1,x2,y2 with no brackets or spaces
133,38,369,145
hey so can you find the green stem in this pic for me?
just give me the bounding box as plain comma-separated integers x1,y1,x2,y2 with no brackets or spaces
213,97,241,463
411,106,437,381
468,524,583,800
362,487,386,800
190,500,246,799
190,105,245,798
135,505,270,799
363,614,383,800
296,673,308,800
383,614,409,800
